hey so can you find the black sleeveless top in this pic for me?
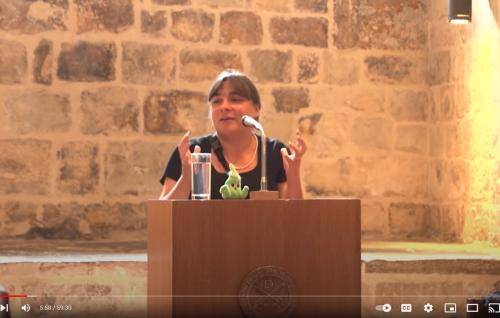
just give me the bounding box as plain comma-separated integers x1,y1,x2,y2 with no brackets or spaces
160,134,287,199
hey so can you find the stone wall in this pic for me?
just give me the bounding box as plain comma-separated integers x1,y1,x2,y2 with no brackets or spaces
0,0,498,244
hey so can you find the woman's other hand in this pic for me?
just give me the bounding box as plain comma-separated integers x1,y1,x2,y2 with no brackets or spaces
178,131,201,178
280,129,307,174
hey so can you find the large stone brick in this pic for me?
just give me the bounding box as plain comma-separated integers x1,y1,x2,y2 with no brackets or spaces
220,11,262,45
360,155,428,198
390,90,428,121
80,87,139,136
351,117,391,150
171,9,214,42
122,42,176,85
298,113,322,135
389,203,431,239
33,39,52,85
1,90,71,134
341,88,385,113
430,160,468,201
0,139,51,195
255,0,290,11
0,39,27,84
270,17,328,48
28,202,147,239
333,0,427,50
153,0,189,4
57,42,116,82
104,142,174,196
428,50,451,85
429,126,444,157
361,201,387,236
75,0,133,33
364,55,425,84
57,142,99,195
297,52,319,84
144,90,210,135
141,10,167,34
179,49,242,82
295,0,327,13
0,0,68,34
323,53,359,85
395,125,428,154
248,50,292,83
272,88,309,113
430,205,464,241
0,201,38,237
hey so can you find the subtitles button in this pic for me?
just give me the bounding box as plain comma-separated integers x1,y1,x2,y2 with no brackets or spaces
401,304,412,312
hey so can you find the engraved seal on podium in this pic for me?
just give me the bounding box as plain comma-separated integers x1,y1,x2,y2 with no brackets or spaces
238,266,296,318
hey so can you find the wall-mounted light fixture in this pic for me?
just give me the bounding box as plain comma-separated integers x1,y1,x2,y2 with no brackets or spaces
449,0,472,24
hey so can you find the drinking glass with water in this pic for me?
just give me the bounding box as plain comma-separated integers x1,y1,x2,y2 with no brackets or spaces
191,153,211,200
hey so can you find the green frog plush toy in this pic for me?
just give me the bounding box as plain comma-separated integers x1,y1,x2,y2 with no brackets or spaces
219,163,249,199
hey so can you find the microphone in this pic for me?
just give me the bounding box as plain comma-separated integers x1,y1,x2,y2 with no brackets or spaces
241,115,264,133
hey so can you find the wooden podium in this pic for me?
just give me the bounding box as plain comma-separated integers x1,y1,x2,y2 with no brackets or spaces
147,199,360,318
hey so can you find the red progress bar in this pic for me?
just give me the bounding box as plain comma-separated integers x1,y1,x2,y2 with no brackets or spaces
0,294,28,298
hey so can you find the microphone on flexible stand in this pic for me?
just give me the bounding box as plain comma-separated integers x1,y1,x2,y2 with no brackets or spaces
241,115,278,200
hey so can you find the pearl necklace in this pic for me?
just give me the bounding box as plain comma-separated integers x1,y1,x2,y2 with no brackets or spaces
224,135,258,171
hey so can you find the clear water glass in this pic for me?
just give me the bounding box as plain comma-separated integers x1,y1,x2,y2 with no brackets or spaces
191,153,211,200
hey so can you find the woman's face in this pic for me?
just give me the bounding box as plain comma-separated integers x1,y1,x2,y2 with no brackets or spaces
209,81,260,136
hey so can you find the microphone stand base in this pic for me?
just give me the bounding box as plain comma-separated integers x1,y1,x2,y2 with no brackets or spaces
249,190,279,200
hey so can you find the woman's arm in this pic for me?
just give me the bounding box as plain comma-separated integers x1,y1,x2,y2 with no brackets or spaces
158,131,200,200
159,176,190,200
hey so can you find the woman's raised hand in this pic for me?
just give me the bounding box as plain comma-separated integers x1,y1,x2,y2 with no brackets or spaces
280,129,307,174
178,131,201,177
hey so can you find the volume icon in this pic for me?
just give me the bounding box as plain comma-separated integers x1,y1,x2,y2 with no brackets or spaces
21,304,30,312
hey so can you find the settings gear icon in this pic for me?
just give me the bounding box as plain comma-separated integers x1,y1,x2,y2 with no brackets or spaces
423,303,433,313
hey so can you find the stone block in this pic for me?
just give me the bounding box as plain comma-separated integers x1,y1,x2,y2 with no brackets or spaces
360,155,428,198
171,9,214,42
297,52,319,84
57,142,99,195
254,0,290,11
0,139,51,195
430,85,454,121
153,0,189,4
270,17,328,48
351,117,391,150
323,52,359,85
427,50,451,85
122,42,176,85
389,203,431,239
333,0,427,50
298,113,322,135
429,126,444,157
220,11,262,45
57,41,116,82
294,0,327,13
0,201,38,237
193,0,249,7
364,55,425,84
272,87,309,113
248,49,292,83
104,142,174,196
180,49,242,82
0,0,68,34
0,39,27,84
430,159,468,201
395,125,428,154
341,88,385,113
33,39,52,85
80,87,139,136
390,90,428,121
144,90,210,135
75,0,133,33
2,90,71,134
141,10,167,34
361,201,387,236
28,202,147,239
